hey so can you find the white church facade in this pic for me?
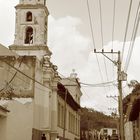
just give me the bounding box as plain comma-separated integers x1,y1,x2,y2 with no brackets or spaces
0,0,82,140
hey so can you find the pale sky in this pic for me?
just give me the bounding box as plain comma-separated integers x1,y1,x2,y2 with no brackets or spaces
0,0,140,114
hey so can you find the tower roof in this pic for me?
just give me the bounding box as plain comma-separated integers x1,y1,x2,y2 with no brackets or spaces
19,0,46,6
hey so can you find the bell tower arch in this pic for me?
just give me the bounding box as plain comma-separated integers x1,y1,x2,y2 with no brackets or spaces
9,0,51,57
13,0,48,46
25,26,33,44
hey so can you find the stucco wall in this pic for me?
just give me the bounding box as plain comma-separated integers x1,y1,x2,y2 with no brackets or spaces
0,100,33,140
124,122,133,140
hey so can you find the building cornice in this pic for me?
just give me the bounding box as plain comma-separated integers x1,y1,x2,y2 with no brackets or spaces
9,45,52,55
15,4,49,15
57,82,81,111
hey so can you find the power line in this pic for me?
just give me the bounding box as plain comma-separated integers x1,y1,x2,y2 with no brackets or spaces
80,80,116,87
98,0,104,49
7,67,49,93
111,0,116,80
58,71,116,87
124,2,140,72
0,64,51,98
86,0,105,86
121,0,133,62
86,0,96,50
80,88,91,101
98,0,109,86
0,56,24,93
58,72,93,108
111,0,117,94
0,58,50,90
81,84,115,88
112,0,116,48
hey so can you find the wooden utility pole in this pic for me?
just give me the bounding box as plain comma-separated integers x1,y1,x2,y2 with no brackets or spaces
94,49,126,140
117,51,125,140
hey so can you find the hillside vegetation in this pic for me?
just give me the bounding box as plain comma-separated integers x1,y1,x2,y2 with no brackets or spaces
80,107,118,131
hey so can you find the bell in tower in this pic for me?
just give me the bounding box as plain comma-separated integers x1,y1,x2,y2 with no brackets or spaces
13,0,49,46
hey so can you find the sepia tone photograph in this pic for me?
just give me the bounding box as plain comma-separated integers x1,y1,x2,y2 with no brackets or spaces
0,0,140,140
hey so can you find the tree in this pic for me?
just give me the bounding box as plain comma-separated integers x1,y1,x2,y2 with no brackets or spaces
80,107,117,131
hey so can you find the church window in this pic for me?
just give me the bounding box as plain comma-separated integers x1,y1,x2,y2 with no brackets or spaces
44,0,46,5
26,11,32,22
25,26,33,44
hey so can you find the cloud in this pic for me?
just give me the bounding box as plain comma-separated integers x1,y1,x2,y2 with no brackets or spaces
48,16,140,113
48,15,119,112
48,16,91,75
0,1,18,47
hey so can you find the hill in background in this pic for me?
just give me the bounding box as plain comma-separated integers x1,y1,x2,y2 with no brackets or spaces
80,107,118,131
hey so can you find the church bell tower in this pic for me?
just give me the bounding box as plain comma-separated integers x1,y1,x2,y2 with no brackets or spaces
8,1,61,140
10,0,51,57
14,0,48,46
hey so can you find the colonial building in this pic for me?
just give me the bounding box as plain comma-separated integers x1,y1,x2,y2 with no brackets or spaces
57,74,82,140
0,0,82,140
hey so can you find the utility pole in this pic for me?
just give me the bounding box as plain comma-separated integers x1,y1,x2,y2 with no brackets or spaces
94,49,126,140
117,51,125,140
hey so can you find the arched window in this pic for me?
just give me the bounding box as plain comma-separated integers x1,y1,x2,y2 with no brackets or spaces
26,11,32,21
25,26,33,44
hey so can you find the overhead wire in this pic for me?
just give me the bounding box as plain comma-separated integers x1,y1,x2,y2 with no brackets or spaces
86,0,105,87
111,0,118,94
0,56,24,93
7,67,49,93
111,0,116,80
98,0,109,84
0,62,51,99
98,0,111,93
58,72,92,103
80,80,116,87
86,0,111,112
80,88,92,106
98,0,104,48
82,84,115,88
58,72,116,87
121,0,133,63
0,56,116,98
86,0,96,51
0,58,50,90
1,57,116,97
124,1,140,72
